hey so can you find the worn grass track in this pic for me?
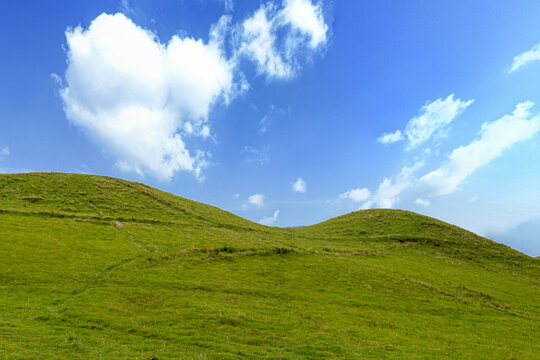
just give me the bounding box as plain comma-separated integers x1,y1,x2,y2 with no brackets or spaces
0,173,539,359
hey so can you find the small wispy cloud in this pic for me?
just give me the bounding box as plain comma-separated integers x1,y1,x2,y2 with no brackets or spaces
259,116,270,133
509,43,540,73
365,161,424,208
260,209,279,225
120,0,134,14
0,147,9,159
292,177,306,193
241,146,269,163
338,160,424,210
50,73,63,87
378,94,473,150
377,130,404,144
258,105,288,133
223,0,234,13
404,95,474,150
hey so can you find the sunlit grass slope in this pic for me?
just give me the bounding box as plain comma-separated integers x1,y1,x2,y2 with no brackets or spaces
1,173,539,359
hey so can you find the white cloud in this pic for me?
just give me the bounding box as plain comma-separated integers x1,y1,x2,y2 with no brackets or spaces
281,0,328,48
404,94,474,150
241,145,269,163
363,161,424,208
50,73,63,87
239,4,290,78
0,147,9,158
247,193,265,207
237,0,328,79
420,102,540,195
258,105,288,133
339,187,370,203
61,13,237,181
260,209,280,225
259,115,270,133
61,6,330,181
509,43,540,73
292,177,306,192
223,0,234,13
414,198,431,207
120,0,133,14
377,130,404,144
379,95,473,150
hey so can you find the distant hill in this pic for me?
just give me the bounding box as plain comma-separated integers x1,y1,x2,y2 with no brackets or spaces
491,217,540,257
1,172,539,359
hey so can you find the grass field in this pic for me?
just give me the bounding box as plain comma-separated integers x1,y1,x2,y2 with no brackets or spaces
1,172,539,359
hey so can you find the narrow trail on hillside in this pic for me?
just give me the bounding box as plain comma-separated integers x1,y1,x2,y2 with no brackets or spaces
51,227,155,313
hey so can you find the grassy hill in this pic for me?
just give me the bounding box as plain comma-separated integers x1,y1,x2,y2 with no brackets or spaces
1,172,539,359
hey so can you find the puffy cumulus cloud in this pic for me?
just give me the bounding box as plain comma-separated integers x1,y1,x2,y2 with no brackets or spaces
377,130,404,144
61,5,331,181
339,187,370,203
509,43,540,73
404,95,473,150
237,0,329,79
414,198,431,207
292,177,306,192
260,209,280,225
379,95,473,150
61,13,237,180
420,102,540,195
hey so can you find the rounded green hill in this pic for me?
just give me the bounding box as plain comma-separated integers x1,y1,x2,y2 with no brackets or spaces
1,173,538,359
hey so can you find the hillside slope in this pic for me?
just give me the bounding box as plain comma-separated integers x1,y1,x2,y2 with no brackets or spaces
1,173,539,359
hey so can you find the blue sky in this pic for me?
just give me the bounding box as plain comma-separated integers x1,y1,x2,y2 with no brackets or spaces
2,0,540,256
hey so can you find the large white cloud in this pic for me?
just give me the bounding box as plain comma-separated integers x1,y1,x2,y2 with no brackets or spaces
378,94,473,150
420,102,540,195
61,13,236,180
237,0,329,79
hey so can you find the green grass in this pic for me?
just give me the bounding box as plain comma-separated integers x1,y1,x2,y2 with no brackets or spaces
1,172,538,359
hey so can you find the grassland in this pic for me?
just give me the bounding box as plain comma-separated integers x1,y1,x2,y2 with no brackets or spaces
0,172,539,359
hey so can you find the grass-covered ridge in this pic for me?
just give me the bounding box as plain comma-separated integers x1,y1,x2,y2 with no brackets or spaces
1,172,539,359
